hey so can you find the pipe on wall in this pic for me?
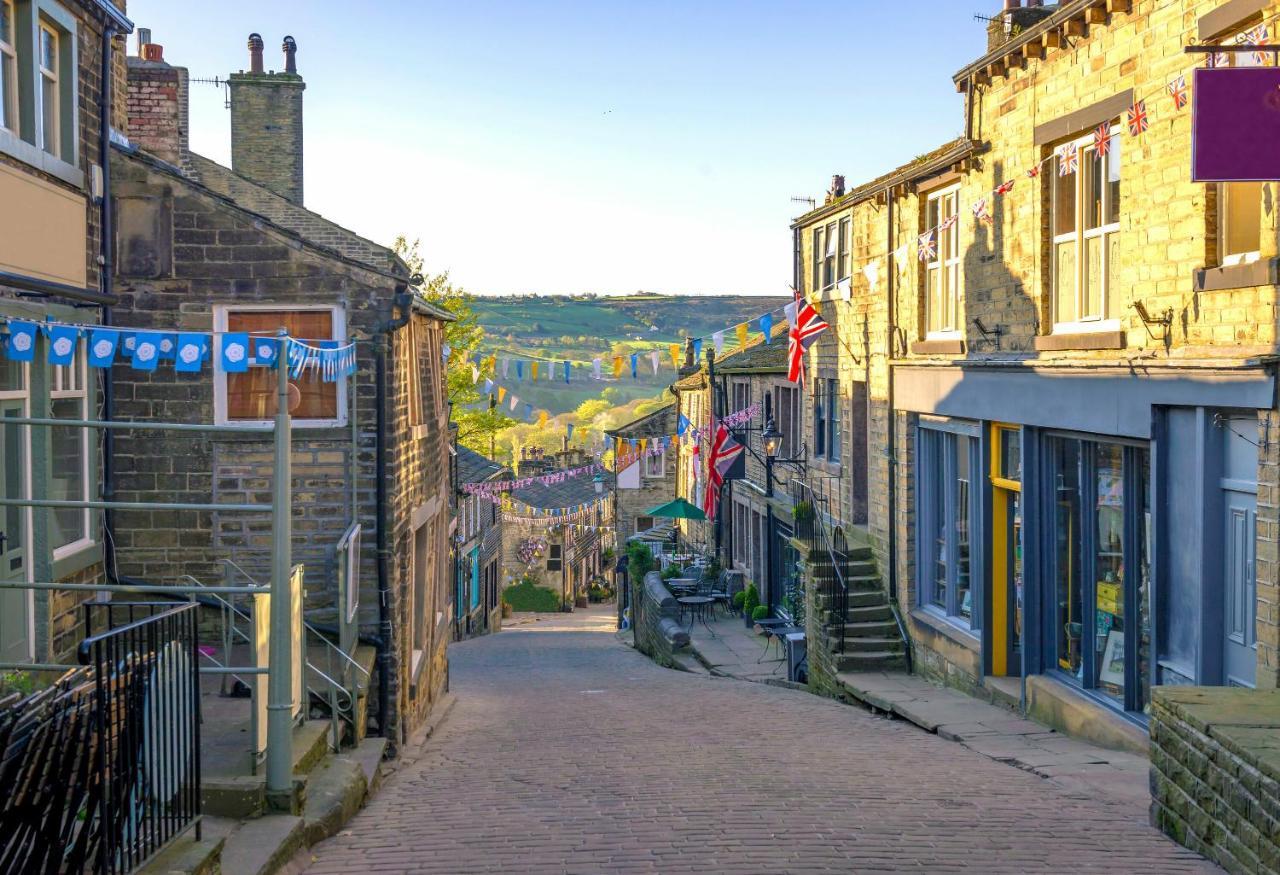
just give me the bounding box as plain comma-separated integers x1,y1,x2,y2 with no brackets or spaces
100,24,118,585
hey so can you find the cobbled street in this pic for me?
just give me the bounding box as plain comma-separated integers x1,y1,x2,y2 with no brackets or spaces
305,608,1215,874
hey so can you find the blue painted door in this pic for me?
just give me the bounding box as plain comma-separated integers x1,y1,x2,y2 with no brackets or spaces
470,548,481,611
1223,488,1257,688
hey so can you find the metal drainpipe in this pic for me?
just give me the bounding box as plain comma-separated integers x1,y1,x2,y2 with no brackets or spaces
374,290,412,738
100,24,118,582
885,186,911,673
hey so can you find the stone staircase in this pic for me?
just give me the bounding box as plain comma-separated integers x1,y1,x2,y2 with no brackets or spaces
813,544,907,673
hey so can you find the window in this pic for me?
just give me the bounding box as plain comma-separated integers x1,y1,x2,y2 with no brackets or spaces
1052,126,1121,328
547,543,562,572
1214,34,1264,265
731,379,750,413
813,380,826,458
50,338,88,555
214,306,347,425
823,222,837,289
635,516,654,533
36,22,55,155
925,185,962,335
643,448,665,479
917,424,979,630
1046,436,1150,713
0,2,15,134
813,378,839,462
411,522,429,654
774,385,800,458
732,502,748,567
837,218,851,284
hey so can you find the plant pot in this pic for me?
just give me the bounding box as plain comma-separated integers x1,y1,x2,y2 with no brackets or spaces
575,596,589,609
744,614,754,629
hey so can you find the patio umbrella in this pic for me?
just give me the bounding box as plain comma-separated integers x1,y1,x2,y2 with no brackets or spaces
644,497,706,521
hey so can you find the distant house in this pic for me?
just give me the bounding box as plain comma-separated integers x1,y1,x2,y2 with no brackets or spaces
106,31,454,751
503,442,611,608
606,403,677,547
452,445,508,639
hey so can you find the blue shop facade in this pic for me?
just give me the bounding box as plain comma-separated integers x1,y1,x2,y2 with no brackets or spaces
896,361,1274,744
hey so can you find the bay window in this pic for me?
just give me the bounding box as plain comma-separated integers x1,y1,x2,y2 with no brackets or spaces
1052,126,1122,328
924,185,962,336
917,423,979,629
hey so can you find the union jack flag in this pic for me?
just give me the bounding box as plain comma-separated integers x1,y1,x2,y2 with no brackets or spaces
1127,99,1148,136
1093,123,1112,158
786,298,829,385
995,179,1016,196
972,198,992,224
703,424,744,522
918,230,937,262
1026,164,1041,179
1248,25,1270,64
1168,75,1188,110
1058,142,1079,176
939,214,959,233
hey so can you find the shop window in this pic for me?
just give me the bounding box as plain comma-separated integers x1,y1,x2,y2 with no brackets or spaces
924,185,962,336
917,425,979,629
1051,125,1122,329
1046,435,1151,713
214,306,346,425
50,339,89,555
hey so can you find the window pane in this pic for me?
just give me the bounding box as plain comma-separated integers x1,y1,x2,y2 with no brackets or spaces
1052,438,1083,677
1054,158,1076,236
227,311,338,420
946,263,959,329
39,28,55,70
954,435,972,622
40,75,56,155
999,428,1021,482
1094,442,1125,703
1054,241,1077,323
1107,135,1121,225
838,219,850,281
1136,450,1151,714
50,396,86,550
1106,232,1122,320
0,357,23,393
924,433,946,611
1082,234,1103,320
927,266,941,334
0,3,10,44
812,229,822,291
1224,182,1262,257
827,380,840,463
1084,148,1104,231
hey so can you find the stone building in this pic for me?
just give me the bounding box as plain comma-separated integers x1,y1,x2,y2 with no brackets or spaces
453,444,507,639
104,31,455,749
789,0,1280,751
0,0,132,666
503,442,611,607
606,402,676,546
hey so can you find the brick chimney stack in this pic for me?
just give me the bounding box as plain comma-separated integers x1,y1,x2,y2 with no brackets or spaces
124,28,190,168
229,32,306,205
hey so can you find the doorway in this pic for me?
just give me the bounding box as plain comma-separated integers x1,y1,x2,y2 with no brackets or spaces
990,424,1022,676
0,399,30,662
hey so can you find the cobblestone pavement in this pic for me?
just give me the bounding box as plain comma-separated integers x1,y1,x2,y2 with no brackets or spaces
305,607,1215,874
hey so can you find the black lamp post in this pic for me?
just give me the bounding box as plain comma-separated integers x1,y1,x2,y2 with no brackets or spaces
762,419,784,498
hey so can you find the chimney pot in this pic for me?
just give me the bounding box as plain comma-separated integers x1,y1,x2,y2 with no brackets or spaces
831,174,846,197
248,32,265,74
283,35,298,75
1004,0,1021,8
137,28,151,52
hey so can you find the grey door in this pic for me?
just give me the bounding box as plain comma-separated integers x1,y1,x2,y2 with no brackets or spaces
1223,487,1257,688
0,401,29,663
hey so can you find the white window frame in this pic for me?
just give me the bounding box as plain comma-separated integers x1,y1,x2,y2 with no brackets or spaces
811,226,824,294
212,304,349,427
643,447,665,479
50,339,91,559
0,357,34,660
1217,33,1264,267
0,1,16,135
1051,125,1122,334
36,19,55,156
823,222,837,290
925,184,962,338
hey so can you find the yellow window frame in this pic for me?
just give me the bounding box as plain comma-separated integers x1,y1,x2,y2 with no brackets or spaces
990,423,1021,676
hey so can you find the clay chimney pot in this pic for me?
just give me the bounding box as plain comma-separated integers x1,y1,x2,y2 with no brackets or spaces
248,32,265,74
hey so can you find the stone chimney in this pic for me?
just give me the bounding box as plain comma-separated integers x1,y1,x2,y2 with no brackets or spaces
823,174,846,206
124,28,190,167
987,0,1053,51
228,33,306,205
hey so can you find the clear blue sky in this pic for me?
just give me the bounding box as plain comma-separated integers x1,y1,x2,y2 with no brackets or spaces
124,1,990,296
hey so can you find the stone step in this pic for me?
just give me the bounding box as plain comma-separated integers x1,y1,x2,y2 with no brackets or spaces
843,619,900,637
834,651,907,672
136,836,224,875
302,756,368,846
845,604,894,623
846,561,878,578
836,635,905,654
214,814,307,875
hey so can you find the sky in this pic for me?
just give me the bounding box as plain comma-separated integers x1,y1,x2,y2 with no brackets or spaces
123,1,991,296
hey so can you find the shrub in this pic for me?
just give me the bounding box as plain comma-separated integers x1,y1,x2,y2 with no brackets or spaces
731,591,746,610
627,541,655,583
751,605,770,622
660,565,681,581
742,583,760,618
792,501,815,522
501,576,561,612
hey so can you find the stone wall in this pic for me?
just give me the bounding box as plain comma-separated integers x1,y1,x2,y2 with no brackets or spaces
632,571,689,669
1150,687,1280,874
228,71,305,206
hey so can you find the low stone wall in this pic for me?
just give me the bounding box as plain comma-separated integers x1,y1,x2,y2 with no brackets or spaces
632,571,689,668
1150,687,1280,874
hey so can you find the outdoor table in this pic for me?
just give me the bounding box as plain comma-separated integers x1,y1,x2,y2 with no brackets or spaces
667,578,697,596
678,596,716,635
753,619,794,663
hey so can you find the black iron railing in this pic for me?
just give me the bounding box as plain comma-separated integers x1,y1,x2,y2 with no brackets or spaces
79,602,203,873
790,479,848,652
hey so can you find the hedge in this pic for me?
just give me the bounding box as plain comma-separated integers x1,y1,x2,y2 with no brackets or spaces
502,579,561,612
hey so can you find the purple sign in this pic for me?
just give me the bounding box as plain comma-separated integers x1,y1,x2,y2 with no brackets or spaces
1192,67,1280,182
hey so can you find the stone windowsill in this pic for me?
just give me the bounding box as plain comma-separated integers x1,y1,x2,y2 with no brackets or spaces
1195,258,1275,292
1032,329,1125,352
910,338,965,356
909,607,981,652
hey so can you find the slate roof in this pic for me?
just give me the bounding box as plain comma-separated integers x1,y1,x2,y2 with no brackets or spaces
456,445,508,486
606,403,676,439
512,470,613,510
717,324,789,373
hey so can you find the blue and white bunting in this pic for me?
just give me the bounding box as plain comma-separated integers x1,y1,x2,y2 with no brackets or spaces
221,333,251,373
131,330,162,371
157,333,177,360
5,321,37,362
46,325,79,366
252,337,279,368
88,328,119,367
175,333,205,373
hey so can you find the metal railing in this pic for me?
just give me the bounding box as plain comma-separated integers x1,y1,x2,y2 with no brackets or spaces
790,479,847,653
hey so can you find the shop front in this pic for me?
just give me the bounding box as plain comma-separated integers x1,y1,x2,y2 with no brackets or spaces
899,364,1272,733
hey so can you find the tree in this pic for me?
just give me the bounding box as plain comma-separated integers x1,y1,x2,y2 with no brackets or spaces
393,236,515,456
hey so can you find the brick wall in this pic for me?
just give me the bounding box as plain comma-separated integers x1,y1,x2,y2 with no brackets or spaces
124,57,188,167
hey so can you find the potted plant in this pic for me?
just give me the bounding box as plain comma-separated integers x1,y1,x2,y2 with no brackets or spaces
792,501,815,522
742,584,760,629
731,591,746,616
751,605,771,628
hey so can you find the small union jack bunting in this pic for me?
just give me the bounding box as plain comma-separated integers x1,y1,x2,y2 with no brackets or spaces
1168,75,1188,110
995,179,1016,196
1248,25,1270,64
1026,164,1041,179
918,230,936,262
1058,142,1079,176
939,214,958,233
1093,123,1112,158
1127,100,1148,136
972,199,992,224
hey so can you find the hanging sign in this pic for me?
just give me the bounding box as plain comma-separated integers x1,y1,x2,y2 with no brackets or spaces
1192,67,1280,182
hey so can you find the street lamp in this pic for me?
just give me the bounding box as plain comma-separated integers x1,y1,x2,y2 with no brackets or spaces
762,420,783,460
593,473,604,494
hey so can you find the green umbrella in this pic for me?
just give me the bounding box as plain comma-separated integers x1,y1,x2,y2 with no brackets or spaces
644,497,706,521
